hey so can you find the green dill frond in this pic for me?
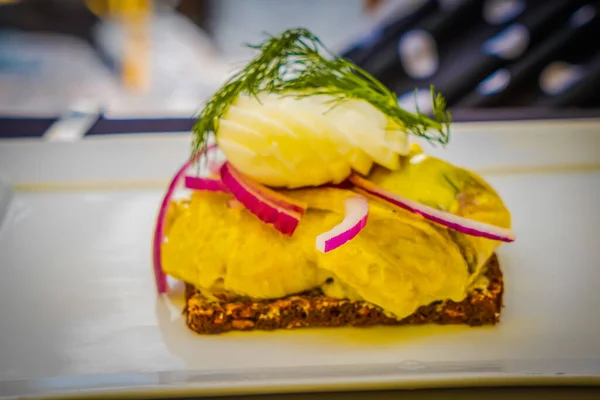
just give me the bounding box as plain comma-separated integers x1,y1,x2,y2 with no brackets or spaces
191,28,451,158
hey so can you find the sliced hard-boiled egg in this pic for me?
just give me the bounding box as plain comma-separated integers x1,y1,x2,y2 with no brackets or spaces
217,92,409,188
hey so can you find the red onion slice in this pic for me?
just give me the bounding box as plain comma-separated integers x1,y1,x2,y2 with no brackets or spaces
220,162,303,235
184,176,228,192
316,196,369,253
152,145,216,293
350,174,515,243
250,185,307,214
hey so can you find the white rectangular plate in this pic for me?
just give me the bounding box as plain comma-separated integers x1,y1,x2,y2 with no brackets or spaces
1,120,600,399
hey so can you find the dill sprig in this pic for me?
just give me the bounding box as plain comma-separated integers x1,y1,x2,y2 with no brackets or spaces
191,28,451,158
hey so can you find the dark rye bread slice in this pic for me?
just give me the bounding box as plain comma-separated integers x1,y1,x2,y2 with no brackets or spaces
184,254,504,334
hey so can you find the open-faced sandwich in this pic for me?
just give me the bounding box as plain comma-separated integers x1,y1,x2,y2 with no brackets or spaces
152,29,515,335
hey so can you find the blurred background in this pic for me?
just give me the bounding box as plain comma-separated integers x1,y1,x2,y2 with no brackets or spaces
1,0,599,139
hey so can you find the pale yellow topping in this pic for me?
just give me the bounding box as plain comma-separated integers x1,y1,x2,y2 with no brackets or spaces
217,93,408,188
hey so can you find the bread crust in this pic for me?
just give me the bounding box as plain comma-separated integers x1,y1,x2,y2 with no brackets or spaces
184,254,504,334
